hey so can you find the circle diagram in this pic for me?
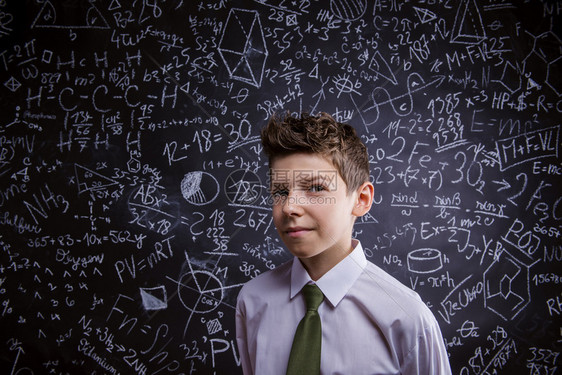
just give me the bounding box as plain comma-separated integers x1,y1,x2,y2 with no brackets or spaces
181,171,220,206
224,169,262,205
177,269,224,314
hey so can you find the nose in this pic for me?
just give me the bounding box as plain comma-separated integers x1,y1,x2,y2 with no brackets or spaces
281,190,304,217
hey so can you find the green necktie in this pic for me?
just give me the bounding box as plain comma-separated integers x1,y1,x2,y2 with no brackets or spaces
286,284,324,375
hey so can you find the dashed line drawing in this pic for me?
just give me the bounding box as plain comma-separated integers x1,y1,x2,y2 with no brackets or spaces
73,200,111,230
218,8,268,88
31,0,110,29
329,0,367,22
181,171,220,206
450,0,486,44
4,106,22,129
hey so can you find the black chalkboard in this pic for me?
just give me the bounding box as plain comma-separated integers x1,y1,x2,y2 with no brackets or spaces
0,1,561,374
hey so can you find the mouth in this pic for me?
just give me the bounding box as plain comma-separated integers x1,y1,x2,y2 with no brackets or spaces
285,227,312,238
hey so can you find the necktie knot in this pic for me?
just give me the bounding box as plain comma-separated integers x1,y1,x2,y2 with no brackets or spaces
302,284,324,312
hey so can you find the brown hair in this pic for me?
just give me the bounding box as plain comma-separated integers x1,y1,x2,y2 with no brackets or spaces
261,112,370,194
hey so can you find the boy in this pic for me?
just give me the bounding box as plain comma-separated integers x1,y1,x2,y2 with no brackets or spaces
235,112,452,374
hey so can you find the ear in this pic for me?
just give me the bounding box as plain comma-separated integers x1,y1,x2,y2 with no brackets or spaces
352,181,374,217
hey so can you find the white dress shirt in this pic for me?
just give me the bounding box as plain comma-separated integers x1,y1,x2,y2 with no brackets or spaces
235,240,452,375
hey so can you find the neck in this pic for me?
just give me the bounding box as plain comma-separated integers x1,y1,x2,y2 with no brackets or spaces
299,241,355,281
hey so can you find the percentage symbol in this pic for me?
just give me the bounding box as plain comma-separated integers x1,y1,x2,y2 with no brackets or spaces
2,299,13,315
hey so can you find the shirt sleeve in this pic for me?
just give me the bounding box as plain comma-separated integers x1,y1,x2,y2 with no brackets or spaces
235,292,253,375
401,314,452,375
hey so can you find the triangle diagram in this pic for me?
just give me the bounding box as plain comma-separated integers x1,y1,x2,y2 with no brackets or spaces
358,212,379,224
231,56,255,84
232,9,257,36
368,51,398,85
32,0,110,29
74,164,119,194
527,77,540,90
247,15,266,54
219,49,244,76
450,0,486,44
219,9,255,54
140,287,168,310
108,0,122,11
413,7,437,24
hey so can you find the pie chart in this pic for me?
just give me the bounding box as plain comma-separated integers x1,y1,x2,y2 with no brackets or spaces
177,269,224,314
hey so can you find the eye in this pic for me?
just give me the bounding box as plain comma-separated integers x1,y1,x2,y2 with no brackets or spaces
308,184,326,193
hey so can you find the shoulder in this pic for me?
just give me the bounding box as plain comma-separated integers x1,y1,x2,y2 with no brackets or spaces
355,260,438,330
358,262,451,372
236,258,292,309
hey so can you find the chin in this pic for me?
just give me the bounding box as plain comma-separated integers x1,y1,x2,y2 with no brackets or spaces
287,247,320,259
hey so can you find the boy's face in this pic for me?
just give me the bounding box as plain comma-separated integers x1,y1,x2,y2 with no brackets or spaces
269,152,365,267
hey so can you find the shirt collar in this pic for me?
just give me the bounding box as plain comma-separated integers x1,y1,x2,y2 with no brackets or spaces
290,239,367,307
